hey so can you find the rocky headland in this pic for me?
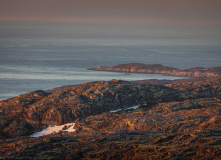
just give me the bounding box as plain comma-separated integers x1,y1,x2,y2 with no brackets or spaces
0,76,221,159
88,63,221,77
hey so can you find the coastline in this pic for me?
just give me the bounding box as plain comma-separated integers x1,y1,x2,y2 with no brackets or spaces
88,63,221,77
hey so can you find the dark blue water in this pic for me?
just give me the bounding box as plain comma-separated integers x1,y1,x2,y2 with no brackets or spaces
0,21,221,100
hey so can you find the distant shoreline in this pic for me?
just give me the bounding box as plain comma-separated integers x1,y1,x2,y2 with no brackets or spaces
88,63,221,77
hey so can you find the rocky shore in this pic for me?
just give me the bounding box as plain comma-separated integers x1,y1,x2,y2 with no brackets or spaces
88,63,221,77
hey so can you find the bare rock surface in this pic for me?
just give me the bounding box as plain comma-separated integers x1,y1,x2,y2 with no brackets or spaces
1,97,220,159
0,75,221,159
1,80,187,138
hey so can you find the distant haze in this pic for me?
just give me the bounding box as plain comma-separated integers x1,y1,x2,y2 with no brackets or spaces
0,0,221,101
0,0,221,24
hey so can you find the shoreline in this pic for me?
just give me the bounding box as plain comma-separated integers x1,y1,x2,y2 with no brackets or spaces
88,63,221,77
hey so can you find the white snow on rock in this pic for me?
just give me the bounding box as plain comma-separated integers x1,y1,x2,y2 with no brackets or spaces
109,105,140,113
30,123,75,137
126,105,139,110
109,108,122,113
30,105,142,137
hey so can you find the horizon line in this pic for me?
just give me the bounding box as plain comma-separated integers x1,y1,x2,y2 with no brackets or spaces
1,16,221,25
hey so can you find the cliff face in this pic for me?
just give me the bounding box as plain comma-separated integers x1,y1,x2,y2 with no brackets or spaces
88,63,221,77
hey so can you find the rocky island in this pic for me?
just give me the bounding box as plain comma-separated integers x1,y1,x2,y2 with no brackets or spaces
0,75,221,159
88,63,221,77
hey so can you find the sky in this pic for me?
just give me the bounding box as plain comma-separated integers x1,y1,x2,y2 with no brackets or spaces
0,0,221,24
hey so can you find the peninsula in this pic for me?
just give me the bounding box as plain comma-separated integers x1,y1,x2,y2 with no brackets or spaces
88,63,221,77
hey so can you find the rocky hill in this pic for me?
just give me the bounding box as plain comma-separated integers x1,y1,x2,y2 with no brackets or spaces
0,76,221,159
88,63,221,77
0,80,188,138
134,75,221,98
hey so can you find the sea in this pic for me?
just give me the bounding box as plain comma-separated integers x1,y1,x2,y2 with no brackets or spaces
0,21,221,101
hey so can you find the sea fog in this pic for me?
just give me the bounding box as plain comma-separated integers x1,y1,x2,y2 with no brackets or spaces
0,21,220,100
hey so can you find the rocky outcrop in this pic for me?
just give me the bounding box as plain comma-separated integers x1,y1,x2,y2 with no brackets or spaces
134,75,221,98
21,80,187,125
1,77,221,159
1,76,221,138
0,80,188,137
0,90,50,138
88,63,221,77
1,97,220,159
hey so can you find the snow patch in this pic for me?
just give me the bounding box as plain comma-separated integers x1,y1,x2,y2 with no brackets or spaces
30,123,75,138
109,105,140,113
109,108,122,113
126,105,139,110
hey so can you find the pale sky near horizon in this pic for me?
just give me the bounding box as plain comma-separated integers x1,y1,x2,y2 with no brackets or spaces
0,0,221,24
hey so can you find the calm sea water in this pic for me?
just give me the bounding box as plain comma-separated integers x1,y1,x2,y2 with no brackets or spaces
0,21,221,100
